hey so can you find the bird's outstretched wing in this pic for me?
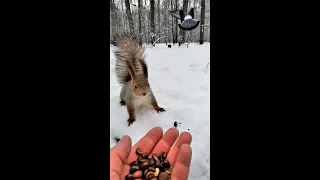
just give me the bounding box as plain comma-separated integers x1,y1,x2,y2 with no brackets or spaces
179,10,185,21
188,8,195,19
168,10,182,20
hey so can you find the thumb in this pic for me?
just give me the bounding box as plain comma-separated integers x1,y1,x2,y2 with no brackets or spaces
111,135,132,163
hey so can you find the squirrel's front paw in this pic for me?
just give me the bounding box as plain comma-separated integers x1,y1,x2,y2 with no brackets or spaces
127,118,135,126
155,107,165,113
120,100,126,106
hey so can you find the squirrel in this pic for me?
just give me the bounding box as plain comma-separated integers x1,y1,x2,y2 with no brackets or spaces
113,34,165,126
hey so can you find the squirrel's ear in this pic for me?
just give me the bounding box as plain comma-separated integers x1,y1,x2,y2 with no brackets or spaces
125,60,136,79
139,58,148,78
128,69,135,80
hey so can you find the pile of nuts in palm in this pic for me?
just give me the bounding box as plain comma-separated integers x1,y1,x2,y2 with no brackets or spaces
125,148,172,180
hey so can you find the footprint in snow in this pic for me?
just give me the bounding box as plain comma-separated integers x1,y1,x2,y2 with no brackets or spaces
160,67,170,72
189,63,199,67
200,85,207,91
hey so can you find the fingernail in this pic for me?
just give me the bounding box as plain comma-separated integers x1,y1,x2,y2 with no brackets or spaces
119,135,128,143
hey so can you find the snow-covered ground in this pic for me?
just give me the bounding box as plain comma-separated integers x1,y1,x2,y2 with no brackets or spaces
110,43,210,180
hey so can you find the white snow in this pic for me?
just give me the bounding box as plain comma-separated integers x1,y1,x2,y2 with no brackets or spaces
110,43,210,180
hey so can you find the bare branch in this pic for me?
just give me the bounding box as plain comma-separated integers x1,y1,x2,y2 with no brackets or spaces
152,36,168,46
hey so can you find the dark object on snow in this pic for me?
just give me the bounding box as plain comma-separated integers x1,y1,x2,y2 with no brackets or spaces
174,121,178,127
169,8,200,31
114,136,121,143
188,129,190,130
168,45,171,48
178,42,182,47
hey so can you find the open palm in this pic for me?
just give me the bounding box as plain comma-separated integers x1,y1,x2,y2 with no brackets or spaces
110,127,192,180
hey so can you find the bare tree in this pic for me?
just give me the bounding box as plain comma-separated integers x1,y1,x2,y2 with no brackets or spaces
190,0,196,42
174,0,178,44
109,0,210,45
125,0,134,35
150,0,155,46
121,0,127,33
138,0,143,45
157,0,161,41
162,0,168,44
179,0,188,44
171,0,174,44
110,0,116,40
199,0,205,44
143,0,149,44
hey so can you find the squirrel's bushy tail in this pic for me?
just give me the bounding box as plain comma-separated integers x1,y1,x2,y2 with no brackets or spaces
113,34,146,85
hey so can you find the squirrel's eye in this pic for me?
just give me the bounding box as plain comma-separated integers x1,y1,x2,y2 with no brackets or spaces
134,85,137,89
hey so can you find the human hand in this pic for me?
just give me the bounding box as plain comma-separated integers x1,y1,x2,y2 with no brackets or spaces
110,127,192,180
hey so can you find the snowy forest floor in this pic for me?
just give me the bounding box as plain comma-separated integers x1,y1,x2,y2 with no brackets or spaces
110,43,210,180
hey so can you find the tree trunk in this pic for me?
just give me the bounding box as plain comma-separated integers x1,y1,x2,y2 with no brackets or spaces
171,0,174,44
143,0,149,44
138,0,143,45
174,0,178,44
163,1,168,44
179,0,188,44
110,0,116,39
150,0,155,46
125,0,134,35
190,0,196,42
199,0,205,44
157,0,161,42
121,0,127,33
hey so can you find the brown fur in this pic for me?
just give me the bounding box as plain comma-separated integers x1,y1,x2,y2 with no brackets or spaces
114,34,147,85
114,34,165,126
127,104,136,126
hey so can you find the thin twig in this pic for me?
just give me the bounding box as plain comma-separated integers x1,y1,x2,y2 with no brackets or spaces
152,36,168,46
198,63,210,74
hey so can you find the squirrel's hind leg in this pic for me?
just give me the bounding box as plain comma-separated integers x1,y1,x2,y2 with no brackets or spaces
150,94,165,113
119,85,127,106
126,103,136,126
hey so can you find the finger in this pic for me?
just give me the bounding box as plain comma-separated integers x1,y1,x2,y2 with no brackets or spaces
149,128,179,156
110,135,132,177
110,135,132,163
120,164,131,180
166,132,192,168
170,144,192,180
125,127,163,164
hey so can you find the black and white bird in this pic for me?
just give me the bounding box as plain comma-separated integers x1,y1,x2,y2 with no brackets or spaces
169,8,200,31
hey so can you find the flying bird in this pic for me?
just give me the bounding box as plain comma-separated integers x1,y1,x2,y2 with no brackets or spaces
169,8,200,31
